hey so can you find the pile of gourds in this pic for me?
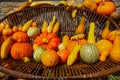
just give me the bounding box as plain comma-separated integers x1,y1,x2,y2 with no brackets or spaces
0,15,120,68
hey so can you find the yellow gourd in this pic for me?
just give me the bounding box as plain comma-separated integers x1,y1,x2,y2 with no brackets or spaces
72,9,77,18
41,20,48,33
47,16,56,33
67,44,81,66
52,22,60,33
87,22,95,44
62,35,69,46
22,19,33,32
110,31,120,62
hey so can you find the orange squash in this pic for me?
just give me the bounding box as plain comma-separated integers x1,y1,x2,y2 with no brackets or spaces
96,39,113,61
12,32,30,43
101,20,110,39
75,16,85,34
97,1,116,16
96,40,113,52
110,31,120,62
10,42,33,60
83,0,97,11
57,49,70,63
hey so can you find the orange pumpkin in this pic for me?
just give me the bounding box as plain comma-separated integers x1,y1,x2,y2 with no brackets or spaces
41,49,59,67
10,43,33,60
97,1,116,16
33,32,60,50
12,32,30,43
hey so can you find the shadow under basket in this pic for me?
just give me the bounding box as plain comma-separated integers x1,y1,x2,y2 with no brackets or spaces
0,6,120,79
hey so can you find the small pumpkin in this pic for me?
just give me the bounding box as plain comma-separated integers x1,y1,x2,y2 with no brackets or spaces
80,44,100,64
97,1,116,16
33,32,60,50
12,32,30,43
10,42,33,60
41,49,59,67
27,27,40,38
33,47,46,62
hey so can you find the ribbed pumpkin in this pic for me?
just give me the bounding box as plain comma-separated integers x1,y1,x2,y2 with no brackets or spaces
33,32,60,50
10,43,33,60
12,32,30,43
80,44,100,64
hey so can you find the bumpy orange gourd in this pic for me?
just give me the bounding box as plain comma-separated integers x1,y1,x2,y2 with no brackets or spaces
97,1,116,16
12,32,30,43
33,32,60,50
10,42,33,60
110,31,120,62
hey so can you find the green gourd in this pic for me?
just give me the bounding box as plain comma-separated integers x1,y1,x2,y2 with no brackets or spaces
33,47,46,62
80,44,100,64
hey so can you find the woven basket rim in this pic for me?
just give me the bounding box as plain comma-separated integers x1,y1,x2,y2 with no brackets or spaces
0,6,119,29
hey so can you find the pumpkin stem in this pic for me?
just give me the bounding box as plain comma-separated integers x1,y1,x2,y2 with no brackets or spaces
42,38,48,44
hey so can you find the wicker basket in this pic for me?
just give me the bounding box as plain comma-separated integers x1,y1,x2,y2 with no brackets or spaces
0,6,120,79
